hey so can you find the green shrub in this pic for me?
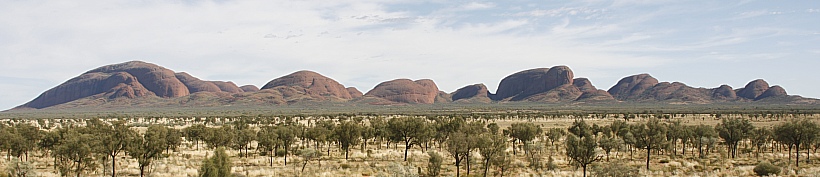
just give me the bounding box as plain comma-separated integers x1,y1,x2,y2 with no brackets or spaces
341,163,351,169
275,149,287,157
199,147,233,177
753,162,780,176
427,151,442,177
591,162,639,177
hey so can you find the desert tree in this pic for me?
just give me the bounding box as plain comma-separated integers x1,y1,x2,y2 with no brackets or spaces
388,117,428,161
128,125,168,177
565,120,601,177
184,124,207,150
478,133,506,177
165,127,183,153
546,128,565,151
53,129,96,177
299,148,319,172
203,126,234,149
507,122,541,155
774,118,820,167
335,120,361,160
750,127,771,158
598,134,622,161
632,118,667,170
231,122,256,158
446,131,469,177
275,124,299,166
256,125,280,166
427,151,443,177
94,121,137,177
199,147,233,177
715,117,754,158
692,124,717,158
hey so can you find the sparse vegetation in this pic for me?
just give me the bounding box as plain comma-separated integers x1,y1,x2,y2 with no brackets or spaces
0,107,819,176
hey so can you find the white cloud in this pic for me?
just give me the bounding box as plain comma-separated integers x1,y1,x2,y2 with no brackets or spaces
461,2,495,10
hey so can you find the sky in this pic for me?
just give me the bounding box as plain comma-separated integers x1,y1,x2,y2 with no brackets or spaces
1,0,819,110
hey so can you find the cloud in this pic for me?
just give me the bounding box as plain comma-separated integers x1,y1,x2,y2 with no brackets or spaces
461,2,495,10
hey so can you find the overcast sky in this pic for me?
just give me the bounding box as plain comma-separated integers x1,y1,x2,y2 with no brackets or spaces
1,0,819,110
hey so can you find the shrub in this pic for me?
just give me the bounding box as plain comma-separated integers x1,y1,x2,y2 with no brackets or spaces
591,162,639,177
753,162,780,176
427,151,442,177
275,149,287,157
199,147,233,177
341,163,351,169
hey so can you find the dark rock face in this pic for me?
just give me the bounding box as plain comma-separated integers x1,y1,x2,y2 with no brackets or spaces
210,81,243,93
19,61,190,109
639,82,711,102
175,72,222,93
573,78,596,92
346,87,363,98
576,90,615,101
712,85,737,100
736,79,770,99
261,70,353,100
756,85,787,100
239,85,260,92
608,74,659,101
524,84,583,102
451,84,491,101
493,66,574,101
364,79,440,104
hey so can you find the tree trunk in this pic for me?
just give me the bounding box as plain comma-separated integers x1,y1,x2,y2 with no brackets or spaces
582,165,587,177
796,143,800,167
404,140,410,161
483,159,491,177
111,154,117,177
646,145,651,170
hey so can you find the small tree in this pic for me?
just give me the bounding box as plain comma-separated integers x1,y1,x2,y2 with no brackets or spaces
128,125,168,177
299,148,318,172
335,121,361,160
388,117,428,161
446,132,469,177
632,118,667,170
426,151,442,177
715,118,754,158
478,134,506,177
199,147,233,177
565,133,601,177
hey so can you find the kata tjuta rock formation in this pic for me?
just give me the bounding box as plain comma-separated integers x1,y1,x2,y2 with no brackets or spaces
453,66,614,102
19,61,185,109
260,70,356,101
606,74,792,103
364,79,442,104
12,61,816,110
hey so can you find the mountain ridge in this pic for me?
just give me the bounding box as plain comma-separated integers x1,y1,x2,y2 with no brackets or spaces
11,61,819,110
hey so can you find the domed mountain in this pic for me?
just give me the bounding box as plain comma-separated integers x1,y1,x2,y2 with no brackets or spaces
239,85,260,92
261,70,355,100
18,61,192,109
608,74,659,101
736,79,770,100
364,79,441,104
492,66,574,101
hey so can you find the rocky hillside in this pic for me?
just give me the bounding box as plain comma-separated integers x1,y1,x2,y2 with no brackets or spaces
12,61,817,110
